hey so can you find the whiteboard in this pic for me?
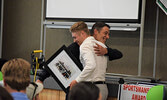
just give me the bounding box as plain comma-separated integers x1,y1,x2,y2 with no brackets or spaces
46,0,141,23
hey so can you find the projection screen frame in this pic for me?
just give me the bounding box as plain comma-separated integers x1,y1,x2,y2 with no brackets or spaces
45,0,142,23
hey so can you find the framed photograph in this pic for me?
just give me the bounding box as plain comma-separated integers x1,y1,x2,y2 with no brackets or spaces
44,45,82,93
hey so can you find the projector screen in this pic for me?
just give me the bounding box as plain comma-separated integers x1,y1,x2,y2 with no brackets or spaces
46,0,142,23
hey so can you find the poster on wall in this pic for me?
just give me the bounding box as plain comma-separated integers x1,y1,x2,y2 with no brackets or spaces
118,84,154,100
157,0,167,15
44,45,82,93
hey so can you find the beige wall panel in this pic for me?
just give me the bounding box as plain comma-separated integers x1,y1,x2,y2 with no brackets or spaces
106,31,140,75
2,0,42,62
45,28,73,60
156,10,167,80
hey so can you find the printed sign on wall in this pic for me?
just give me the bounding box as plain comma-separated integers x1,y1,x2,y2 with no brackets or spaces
118,84,154,100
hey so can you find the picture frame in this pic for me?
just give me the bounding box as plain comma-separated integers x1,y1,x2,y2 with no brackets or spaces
44,45,82,93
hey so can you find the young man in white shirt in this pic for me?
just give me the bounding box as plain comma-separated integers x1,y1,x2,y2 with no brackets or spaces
70,21,108,100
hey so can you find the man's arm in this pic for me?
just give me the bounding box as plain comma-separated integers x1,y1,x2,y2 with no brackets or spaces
67,42,80,62
67,42,83,70
94,43,123,61
106,47,123,61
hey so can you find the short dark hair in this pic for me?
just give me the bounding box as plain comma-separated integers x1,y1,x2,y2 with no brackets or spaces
91,22,110,36
68,82,100,100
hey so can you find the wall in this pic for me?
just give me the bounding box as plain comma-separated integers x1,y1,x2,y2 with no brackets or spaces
2,0,41,61
156,9,167,80
2,0,167,80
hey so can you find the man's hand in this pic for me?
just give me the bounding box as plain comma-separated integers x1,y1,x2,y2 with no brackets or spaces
70,80,78,90
94,43,108,56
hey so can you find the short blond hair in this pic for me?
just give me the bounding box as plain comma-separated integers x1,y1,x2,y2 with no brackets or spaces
70,21,89,35
2,58,31,91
